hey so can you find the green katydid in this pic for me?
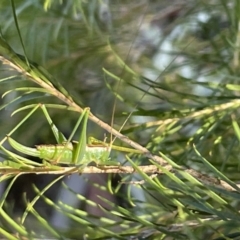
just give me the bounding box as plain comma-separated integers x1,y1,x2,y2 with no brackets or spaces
7,104,142,166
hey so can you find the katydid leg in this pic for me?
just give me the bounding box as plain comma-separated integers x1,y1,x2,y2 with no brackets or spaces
40,105,67,144
71,108,89,165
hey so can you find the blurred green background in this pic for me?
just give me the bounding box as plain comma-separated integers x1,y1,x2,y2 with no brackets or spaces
1,0,240,239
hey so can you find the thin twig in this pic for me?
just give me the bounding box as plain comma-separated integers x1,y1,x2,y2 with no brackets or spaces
0,165,238,192
0,165,160,175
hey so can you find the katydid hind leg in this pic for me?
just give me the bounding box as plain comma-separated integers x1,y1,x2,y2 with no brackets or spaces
72,108,89,165
41,105,67,144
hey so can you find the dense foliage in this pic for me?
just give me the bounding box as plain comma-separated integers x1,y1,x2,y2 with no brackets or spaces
0,0,240,239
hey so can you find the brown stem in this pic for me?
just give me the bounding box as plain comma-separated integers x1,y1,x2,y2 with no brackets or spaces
0,165,237,192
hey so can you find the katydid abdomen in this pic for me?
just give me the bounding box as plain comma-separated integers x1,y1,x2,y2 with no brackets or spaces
37,143,75,164
37,143,110,165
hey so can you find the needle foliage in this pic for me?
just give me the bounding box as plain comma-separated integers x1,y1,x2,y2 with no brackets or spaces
0,0,240,239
